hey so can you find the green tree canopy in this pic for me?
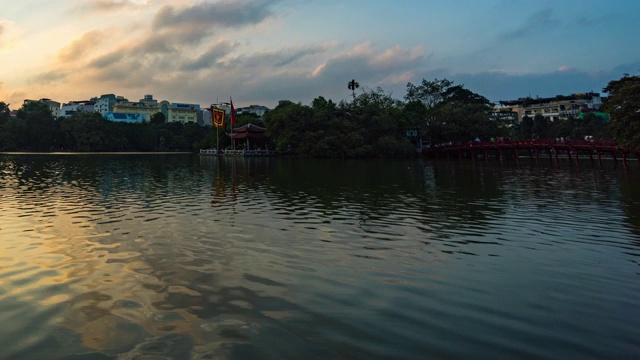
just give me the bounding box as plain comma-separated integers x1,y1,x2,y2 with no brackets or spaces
0,102,10,125
56,112,108,151
150,112,166,125
532,114,548,139
404,78,502,143
18,101,55,151
602,74,640,149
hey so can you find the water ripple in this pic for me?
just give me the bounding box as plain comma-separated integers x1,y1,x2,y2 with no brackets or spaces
1,156,639,358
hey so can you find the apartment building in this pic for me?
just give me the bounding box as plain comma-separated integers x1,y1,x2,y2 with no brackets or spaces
112,94,200,124
497,92,603,123
169,103,200,123
60,99,95,117
94,94,118,115
237,105,269,117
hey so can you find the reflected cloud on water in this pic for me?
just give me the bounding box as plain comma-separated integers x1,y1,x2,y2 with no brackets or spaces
1,154,639,359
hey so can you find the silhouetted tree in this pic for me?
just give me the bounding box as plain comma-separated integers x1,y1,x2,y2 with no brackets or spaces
603,74,640,149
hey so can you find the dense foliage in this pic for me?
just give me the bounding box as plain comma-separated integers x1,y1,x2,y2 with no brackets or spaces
603,74,640,150
1,75,636,155
404,78,506,144
0,106,212,152
264,90,417,157
264,80,508,157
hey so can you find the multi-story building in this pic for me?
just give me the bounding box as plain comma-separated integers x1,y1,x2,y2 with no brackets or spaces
23,98,61,118
113,94,170,121
94,94,118,115
169,103,199,123
200,108,212,126
237,104,269,117
112,94,201,124
497,92,602,123
60,99,95,117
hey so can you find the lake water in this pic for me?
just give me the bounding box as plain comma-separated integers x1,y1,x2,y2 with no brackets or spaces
1,154,639,359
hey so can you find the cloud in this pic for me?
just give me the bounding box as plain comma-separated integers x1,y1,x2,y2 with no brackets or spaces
32,70,69,85
450,68,618,102
146,0,280,48
371,45,425,69
226,43,429,104
88,51,123,68
274,47,326,68
381,71,416,86
74,0,141,13
311,64,326,78
76,42,429,108
181,40,235,71
501,8,560,40
206,44,331,78
575,13,616,27
133,33,178,54
609,61,640,77
58,30,105,63
0,22,5,47
153,0,279,31
78,0,282,81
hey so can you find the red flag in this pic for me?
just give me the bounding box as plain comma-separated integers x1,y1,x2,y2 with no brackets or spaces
230,97,236,126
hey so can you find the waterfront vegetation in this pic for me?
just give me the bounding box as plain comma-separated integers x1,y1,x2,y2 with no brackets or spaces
0,75,638,156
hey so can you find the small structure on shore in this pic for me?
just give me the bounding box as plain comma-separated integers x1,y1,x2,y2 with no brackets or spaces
229,123,268,150
199,123,273,157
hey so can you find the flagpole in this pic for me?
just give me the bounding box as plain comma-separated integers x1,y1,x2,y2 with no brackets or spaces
230,96,236,151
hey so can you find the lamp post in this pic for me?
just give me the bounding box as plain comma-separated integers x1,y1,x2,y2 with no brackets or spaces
348,79,359,99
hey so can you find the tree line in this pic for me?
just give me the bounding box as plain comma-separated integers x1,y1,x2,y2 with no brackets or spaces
0,102,212,152
0,74,638,155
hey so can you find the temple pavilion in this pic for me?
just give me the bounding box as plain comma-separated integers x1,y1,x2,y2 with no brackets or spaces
229,123,268,150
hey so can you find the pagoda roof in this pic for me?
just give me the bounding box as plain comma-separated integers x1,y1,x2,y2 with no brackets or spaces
229,123,268,139
231,123,267,133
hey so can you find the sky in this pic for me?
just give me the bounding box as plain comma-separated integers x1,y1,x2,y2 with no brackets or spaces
1,0,639,110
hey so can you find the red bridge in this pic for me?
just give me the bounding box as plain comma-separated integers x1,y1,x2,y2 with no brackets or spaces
424,140,640,166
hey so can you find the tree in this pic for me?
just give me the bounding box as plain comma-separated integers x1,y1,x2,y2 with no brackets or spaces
0,102,10,125
340,88,410,157
56,112,108,151
150,112,166,125
602,74,640,149
18,101,55,151
0,118,28,150
131,125,157,151
404,78,499,144
519,116,533,140
532,114,548,139
235,112,259,127
263,101,313,154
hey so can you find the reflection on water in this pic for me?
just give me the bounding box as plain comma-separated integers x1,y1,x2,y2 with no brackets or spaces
1,154,639,359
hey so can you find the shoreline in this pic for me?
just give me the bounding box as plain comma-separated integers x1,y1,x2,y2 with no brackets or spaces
0,151,194,155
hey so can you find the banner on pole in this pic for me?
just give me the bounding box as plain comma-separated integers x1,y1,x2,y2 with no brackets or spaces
212,108,225,128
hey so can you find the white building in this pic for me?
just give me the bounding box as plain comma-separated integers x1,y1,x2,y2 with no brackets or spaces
94,94,118,115
237,104,269,117
498,92,603,123
60,100,95,117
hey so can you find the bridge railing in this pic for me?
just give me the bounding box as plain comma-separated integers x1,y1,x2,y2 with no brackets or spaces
428,139,620,151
